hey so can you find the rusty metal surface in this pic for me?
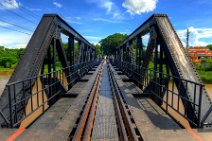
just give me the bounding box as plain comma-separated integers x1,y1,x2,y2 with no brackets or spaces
109,64,197,141
155,16,212,124
15,65,101,141
71,62,104,141
115,14,211,127
108,63,142,141
92,63,119,141
83,68,102,141
0,14,97,127
0,16,57,125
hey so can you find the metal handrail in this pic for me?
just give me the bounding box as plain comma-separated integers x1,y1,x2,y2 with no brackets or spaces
113,59,205,128
2,60,99,128
201,105,212,126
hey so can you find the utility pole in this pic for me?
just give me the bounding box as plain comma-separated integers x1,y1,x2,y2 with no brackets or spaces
186,28,190,48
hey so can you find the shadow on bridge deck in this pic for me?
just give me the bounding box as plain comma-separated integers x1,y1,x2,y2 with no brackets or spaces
109,64,206,141
0,64,100,141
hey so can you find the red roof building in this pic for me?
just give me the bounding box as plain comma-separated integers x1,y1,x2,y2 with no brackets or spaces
187,47,212,63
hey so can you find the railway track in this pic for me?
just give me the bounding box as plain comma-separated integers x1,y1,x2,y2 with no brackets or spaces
107,63,143,141
69,62,104,141
69,60,143,141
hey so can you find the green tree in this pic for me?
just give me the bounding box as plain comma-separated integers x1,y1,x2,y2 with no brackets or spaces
0,57,17,68
100,33,128,55
0,46,26,69
93,44,103,56
207,44,212,50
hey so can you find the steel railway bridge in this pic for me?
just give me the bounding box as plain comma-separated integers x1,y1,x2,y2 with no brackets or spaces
0,14,212,141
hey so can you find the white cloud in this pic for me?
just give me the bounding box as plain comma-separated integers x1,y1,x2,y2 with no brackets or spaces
102,1,113,14
89,0,125,23
87,0,114,14
113,12,120,18
122,0,158,15
0,21,11,27
84,35,102,40
93,17,120,23
66,17,82,24
84,35,102,44
53,2,62,8
87,0,124,20
67,20,82,25
177,27,212,46
75,17,81,20
0,0,19,9
0,31,30,48
29,8,42,12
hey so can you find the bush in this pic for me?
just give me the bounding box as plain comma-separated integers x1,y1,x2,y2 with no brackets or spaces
195,58,212,72
0,57,17,68
198,71,212,84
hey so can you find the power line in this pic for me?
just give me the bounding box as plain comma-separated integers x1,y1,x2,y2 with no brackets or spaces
0,25,32,35
0,18,33,32
0,3,36,25
19,5,40,19
3,1,40,19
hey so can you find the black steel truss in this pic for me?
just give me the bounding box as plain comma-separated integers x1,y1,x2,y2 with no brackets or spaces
0,14,97,127
114,14,212,128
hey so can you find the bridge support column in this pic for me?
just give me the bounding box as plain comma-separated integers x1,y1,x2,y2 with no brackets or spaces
153,39,163,105
83,44,86,63
53,38,57,71
136,36,142,72
124,45,128,70
127,41,133,64
68,36,75,66
120,47,123,67
78,41,83,64
159,44,164,106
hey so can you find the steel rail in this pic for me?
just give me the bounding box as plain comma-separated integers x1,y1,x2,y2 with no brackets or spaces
82,67,103,141
71,62,104,141
107,63,142,141
109,72,128,141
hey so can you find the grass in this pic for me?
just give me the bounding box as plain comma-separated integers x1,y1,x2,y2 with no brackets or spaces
0,67,14,72
197,71,212,84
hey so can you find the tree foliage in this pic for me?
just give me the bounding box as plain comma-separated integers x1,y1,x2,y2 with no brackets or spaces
207,44,212,50
100,33,128,55
0,46,24,69
93,44,103,56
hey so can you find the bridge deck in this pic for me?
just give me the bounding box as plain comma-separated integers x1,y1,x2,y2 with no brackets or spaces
110,64,196,141
92,63,119,141
1,63,211,140
15,65,101,141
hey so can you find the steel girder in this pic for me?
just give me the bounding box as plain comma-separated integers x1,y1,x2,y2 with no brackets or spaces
115,14,211,127
0,14,96,127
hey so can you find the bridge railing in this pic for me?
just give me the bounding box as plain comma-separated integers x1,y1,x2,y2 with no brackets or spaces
4,61,98,128
113,60,206,128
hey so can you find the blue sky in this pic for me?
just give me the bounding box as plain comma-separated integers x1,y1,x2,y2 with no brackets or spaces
0,0,212,48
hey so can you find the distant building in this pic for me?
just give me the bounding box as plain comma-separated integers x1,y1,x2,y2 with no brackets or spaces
187,47,212,63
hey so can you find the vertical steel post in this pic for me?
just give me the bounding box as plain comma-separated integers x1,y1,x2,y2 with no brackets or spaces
154,43,158,73
154,41,158,104
198,85,203,128
139,37,143,76
159,45,163,105
83,43,86,63
7,85,13,127
128,41,132,64
83,45,86,63
53,38,56,71
136,36,142,71
47,47,51,74
69,36,75,66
